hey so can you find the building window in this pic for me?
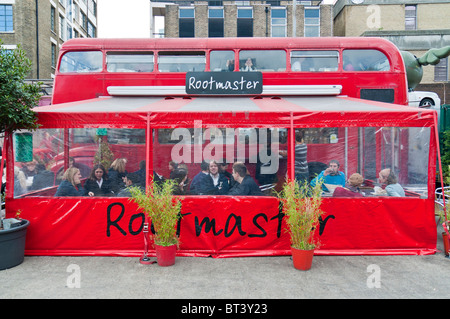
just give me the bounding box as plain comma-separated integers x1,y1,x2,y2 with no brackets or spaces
405,5,416,31
271,8,286,37
51,43,57,68
179,8,194,38
208,8,224,37
59,15,65,40
237,8,253,37
81,12,87,30
435,58,448,82
304,7,320,37
67,24,73,40
51,6,55,32
87,20,95,37
0,4,13,32
88,0,97,16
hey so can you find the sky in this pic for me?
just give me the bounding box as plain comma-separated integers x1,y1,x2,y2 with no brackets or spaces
97,0,337,38
97,0,151,38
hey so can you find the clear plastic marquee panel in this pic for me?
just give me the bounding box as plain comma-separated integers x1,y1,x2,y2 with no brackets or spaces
4,96,439,256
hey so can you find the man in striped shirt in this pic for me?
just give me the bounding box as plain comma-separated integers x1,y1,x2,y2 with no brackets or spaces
294,130,309,184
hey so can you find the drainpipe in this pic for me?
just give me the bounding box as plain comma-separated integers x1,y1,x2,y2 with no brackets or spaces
35,0,40,78
265,6,269,37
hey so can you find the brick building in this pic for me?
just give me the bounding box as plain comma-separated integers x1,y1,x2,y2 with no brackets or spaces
333,0,450,104
0,0,97,81
151,1,332,38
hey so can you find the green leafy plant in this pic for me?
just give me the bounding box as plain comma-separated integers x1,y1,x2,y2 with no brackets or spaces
93,136,114,170
440,130,450,183
278,179,324,250
0,40,41,135
128,179,182,246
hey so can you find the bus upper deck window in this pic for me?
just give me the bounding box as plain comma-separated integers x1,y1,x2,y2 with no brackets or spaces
106,52,154,72
291,50,338,72
59,51,102,73
343,50,390,71
158,51,206,72
238,50,286,72
210,50,235,72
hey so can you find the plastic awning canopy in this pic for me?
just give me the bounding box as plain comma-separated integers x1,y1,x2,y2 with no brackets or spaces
35,95,437,129
9,94,440,257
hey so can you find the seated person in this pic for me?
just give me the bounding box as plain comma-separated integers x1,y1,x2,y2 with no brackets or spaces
333,173,364,198
133,160,147,188
55,167,84,197
218,161,235,188
209,160,229,195
189,161,216,195
21,160,39,179
171,168,189,195
168,161,178,179
117,172,142,197
228,162,263,196
310,160,346,192
225,59,234,72
378,168,405,197
241,58,256,71
84,164,114,197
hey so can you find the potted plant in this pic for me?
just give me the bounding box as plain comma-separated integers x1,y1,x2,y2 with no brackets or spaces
278,178,324,270
129,178,182,266
0,41,41,270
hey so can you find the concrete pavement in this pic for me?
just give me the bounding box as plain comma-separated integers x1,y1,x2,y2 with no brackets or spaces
1,224,449,300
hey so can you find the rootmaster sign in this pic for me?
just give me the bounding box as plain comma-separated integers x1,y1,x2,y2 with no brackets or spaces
186,72,263,95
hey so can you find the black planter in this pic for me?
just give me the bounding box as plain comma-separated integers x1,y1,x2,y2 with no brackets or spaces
0,219,29,270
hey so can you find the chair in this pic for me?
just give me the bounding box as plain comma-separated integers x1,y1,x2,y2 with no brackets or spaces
307,161,328,182
259,183,276,195
435,186,450,224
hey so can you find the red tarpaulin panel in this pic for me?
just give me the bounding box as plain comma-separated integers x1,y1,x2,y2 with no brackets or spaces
5,95,439,257
6,196,436,257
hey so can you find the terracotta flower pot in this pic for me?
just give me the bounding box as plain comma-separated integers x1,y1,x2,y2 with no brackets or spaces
155,244,177,267
291,247,315,271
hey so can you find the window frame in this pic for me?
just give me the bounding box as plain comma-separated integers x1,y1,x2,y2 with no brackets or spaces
271,7,287,38
304,7,320,37
0,4,13,32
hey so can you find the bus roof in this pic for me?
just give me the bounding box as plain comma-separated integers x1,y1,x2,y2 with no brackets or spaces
59,37,399,52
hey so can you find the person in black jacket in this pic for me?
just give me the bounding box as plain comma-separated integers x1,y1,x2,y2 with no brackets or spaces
209,160,229,195
85,164,114,197
189,161,216,195
108,158,128,193
228,162,263,196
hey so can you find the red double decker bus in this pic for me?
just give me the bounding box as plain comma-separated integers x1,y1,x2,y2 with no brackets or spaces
48,37,410,179
4,37,439,257
52,37,408,105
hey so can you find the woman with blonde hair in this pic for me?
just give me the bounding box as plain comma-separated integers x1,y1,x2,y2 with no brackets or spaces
333,173,364,197
108,158,128,193
55,167,84,196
